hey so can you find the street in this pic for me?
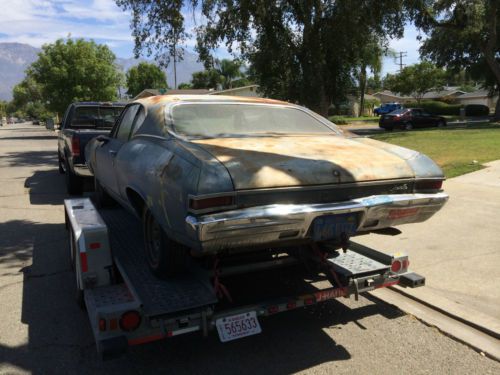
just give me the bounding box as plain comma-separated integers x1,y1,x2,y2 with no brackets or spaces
0,123,499,374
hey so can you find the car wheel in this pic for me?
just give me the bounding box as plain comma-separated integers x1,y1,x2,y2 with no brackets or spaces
93,178,115,208
65,159,83,195
437,120,446,127
58,154,64,174
385,127,393,132
404,122,413,130
143,209,187,278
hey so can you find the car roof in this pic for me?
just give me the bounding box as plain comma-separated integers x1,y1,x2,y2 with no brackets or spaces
134,94,289,108
72,101,127,107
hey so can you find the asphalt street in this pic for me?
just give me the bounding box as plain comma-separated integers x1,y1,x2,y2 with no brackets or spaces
0,123,499,374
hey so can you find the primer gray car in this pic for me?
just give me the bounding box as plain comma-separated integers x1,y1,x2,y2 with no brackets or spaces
86,95,448,277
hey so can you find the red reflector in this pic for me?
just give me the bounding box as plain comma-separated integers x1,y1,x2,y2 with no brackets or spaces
166,331,173,337
388,207,420,219
391,260,402,273
110,318,118,330
415,180,443,191
89,242,101,250
304,298,315,306
80,252,88,272
268,305,279,314
286,302,296,310
99,318,106,332
189,195,234,210
120,311,142,332
402,259,409,269
71,137,80,156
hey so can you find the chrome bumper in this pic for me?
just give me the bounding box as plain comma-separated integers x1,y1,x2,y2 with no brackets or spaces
185,193,449,253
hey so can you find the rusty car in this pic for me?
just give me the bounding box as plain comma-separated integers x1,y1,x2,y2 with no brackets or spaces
86,95,448,277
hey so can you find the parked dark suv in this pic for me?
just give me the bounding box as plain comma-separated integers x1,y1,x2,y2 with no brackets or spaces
379,108,447,131
58,102,125,194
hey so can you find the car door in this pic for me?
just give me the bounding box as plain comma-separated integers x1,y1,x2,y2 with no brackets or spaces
420,111,434,127
410,109,423,127
94,104,140,198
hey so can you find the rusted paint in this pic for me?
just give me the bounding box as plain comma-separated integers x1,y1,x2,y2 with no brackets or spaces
193,135,415,190
135,94,289,107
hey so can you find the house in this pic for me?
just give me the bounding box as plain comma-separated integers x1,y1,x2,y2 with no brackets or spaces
372,90,412,104
373,87,466,104
456,89,498,111
132,88,212,100
208,84,261,97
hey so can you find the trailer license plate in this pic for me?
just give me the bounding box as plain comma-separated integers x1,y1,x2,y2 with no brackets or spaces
216,311,262,342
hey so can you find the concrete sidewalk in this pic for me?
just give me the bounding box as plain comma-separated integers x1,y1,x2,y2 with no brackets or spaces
358,161,500,336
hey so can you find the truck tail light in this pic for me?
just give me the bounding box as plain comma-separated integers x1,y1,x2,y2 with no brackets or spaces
120,311,141,332
71,136,80,156
391,260,402,273
415,180,443,192
189,195,234,211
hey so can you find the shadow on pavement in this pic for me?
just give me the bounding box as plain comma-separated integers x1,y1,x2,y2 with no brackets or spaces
0,135,58,141
0,150,57,168
24,170,66,205
0,216,406,374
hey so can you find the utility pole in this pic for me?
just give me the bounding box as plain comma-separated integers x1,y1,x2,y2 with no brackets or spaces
395,51,407,72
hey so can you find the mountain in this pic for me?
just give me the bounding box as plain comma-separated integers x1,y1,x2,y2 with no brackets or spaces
0,42,204,101
0,43,40,101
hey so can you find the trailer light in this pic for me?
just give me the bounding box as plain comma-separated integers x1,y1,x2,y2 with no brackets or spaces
391,260,402,273
71,136,80,157
304,298,314,306
415,180,443,192
286,302,296,310
402,259,410,270
120,311,142,332
89,242,101,250
189,195,234,211
80,252,88,272
268,305,279,314
99,318,106,332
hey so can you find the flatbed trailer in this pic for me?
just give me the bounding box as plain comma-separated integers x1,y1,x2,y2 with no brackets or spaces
64,198,425,359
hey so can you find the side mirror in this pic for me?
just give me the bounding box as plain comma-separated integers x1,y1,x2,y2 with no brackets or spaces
96,135,110,144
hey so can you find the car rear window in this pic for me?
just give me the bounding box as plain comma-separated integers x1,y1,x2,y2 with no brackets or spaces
70,106,124,129
171,104,338,138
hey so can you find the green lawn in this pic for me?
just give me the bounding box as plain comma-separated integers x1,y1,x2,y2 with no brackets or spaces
372,123,500,178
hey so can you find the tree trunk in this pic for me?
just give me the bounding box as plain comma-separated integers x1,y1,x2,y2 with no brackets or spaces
358,65,367,117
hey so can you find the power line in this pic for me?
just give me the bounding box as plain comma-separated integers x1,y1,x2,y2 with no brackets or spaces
395,51,408,72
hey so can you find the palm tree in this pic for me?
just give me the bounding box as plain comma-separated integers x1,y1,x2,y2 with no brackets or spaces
215,59,243,89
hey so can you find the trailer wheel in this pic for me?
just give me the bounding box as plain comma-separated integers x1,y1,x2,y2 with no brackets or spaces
143,209,187,278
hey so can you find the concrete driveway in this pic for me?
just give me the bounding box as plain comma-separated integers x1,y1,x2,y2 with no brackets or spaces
0,123,499,374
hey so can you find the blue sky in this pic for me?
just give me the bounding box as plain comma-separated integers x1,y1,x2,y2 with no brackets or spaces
1,0,422,75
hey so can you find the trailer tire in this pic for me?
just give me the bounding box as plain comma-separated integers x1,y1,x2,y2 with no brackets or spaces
143,209,187,278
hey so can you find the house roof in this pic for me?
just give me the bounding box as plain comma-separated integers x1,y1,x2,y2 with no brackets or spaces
456,89,495,99
208,84,259,95
421,89,465,99
372,90,411,100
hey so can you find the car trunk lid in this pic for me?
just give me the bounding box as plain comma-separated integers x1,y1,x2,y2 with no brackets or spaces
192,135,415,190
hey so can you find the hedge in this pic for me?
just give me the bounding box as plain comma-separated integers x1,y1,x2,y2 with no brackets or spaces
328,116,348,125
405,101,461,116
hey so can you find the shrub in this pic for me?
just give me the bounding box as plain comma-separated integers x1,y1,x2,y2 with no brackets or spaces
329,116,348,125
405,100,461,115
465,104,489,116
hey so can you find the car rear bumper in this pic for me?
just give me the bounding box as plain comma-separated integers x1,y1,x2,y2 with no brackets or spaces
185,193,449,253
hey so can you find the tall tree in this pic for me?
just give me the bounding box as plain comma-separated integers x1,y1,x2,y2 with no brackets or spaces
410,0,500,118
215,59,243,89
29,38,123,115
126,62,168,97
190,70,222,89
116,1,408,116
384,61,446,103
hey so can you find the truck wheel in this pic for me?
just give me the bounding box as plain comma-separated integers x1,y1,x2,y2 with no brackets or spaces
143,209,187,278
65,159,83,195
93,178,114,208
403,122,413,131
58,154,64,174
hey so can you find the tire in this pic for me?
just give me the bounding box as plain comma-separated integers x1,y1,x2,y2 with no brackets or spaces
58,154,64,174
65,159,83,195
143,209,187,278
385,127,393,132
93,178,115,208
403,122,413,131
437,120,446,128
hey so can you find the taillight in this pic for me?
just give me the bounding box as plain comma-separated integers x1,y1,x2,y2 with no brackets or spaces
99,318,106,332
189,195,234,211
120,311,141,332
71,137,80,156
391,260,402,273
415,180,443,192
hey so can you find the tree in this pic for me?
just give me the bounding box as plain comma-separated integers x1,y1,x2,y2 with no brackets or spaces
29,38,123,115
126,62,168,97
215,59,243,89
10,77,52,120
410,0,500,118
190,70,222,89
384,61,446,103
177,82,193,89
115,1,408,116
